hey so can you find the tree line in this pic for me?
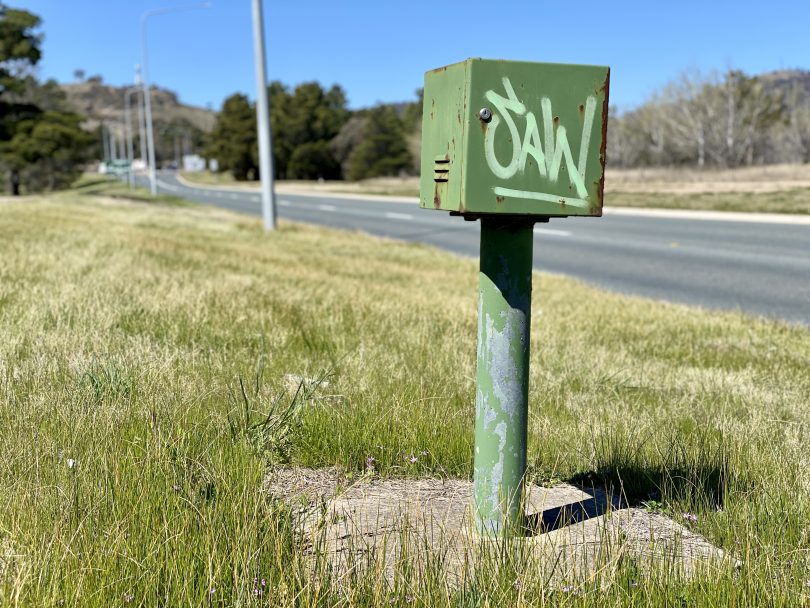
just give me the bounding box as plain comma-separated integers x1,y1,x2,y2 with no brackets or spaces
206,84,420,182
607,69,810,168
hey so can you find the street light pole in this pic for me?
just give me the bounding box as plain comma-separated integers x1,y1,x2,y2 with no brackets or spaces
135,65,147,168
124,87,140,187
251,0,276,231
140,3,211,196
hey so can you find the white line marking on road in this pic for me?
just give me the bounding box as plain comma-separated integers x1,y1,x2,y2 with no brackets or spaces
279,200,292,207
250,196,260,202
384,212,414,221
156,180,179,192
318,204,337,212
534,227,571,237
229,194,238,200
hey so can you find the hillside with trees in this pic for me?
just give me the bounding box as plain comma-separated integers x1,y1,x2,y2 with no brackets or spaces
61,76,214,168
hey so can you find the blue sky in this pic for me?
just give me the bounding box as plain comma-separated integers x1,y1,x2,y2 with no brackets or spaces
22,0,810,112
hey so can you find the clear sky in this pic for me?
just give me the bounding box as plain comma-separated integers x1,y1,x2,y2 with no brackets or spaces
21,0,810,112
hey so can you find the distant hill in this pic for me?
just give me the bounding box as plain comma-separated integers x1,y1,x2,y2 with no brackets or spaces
60,77,215,136
760,69,810,101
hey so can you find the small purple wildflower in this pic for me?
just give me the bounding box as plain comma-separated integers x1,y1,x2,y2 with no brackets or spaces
561,585,574,593
209,587,216,595
261,578,266,587
172,484,180,492
123,592,134,603
682,512,698,523
366,455,376,470
409,455,418,464
405,595,414,603
419,451,428,456
514,579,523,590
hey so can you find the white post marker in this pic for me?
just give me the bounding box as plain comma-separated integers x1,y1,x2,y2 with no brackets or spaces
252,0,277,231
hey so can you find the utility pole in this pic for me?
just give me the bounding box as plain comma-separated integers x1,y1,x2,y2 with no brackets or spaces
124,87,140,187
135,65,147,167
140,3,211,196
252,0,277,231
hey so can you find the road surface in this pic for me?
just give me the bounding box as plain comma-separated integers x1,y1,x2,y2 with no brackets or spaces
146,173,810,326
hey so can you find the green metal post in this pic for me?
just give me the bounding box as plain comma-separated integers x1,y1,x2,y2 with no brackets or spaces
473,217,535,536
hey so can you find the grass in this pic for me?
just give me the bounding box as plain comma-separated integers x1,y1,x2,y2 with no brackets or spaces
180,169,810,214
1,183,810,605
610,188,810,214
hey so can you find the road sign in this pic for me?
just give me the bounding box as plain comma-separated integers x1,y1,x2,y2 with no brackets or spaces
419,58,610,537
104,159,131,177
420,58,610,218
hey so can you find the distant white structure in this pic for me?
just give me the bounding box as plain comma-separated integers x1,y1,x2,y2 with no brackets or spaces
182,154,206,172
208,158,219,173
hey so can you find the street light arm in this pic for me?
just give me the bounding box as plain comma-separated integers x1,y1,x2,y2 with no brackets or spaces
140,2,212,27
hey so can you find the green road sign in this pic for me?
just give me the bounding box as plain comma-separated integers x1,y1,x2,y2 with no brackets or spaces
105,159,131,176
420,58,610,217
419,59,610,537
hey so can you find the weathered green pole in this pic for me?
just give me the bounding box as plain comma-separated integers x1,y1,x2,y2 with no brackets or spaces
418,57,610,535
473,217,535,535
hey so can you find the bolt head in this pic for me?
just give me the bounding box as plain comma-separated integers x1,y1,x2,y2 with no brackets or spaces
478,107,492,122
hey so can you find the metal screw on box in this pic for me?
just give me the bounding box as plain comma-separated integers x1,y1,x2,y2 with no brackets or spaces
418,58,610,536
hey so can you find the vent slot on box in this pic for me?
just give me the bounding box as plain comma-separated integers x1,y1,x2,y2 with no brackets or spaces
433,156,449,182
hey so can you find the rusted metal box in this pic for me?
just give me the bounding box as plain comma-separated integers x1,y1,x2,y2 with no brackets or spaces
420,58,610,217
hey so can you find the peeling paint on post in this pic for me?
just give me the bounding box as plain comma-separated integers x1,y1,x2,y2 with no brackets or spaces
473,218,534,535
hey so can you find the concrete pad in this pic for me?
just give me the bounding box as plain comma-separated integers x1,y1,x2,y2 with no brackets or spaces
264,468,734,585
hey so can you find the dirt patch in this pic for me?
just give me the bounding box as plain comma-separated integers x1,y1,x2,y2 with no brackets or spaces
264,468,734,585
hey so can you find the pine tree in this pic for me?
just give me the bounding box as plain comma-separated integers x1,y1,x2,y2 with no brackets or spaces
347,106,412,181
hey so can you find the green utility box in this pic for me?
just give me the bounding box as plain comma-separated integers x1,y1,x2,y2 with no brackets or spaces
420,58,610,217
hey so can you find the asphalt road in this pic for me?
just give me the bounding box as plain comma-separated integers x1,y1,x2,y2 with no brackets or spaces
147,173,810,326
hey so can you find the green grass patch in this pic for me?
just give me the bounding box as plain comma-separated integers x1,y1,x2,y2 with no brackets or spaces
1,186,810,605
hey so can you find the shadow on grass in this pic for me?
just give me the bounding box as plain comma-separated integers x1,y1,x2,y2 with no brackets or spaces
521,460,731,536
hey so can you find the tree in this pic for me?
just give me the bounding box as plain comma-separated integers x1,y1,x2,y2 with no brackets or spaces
1,110,93,190
0,4,93,194
347,105,411,181
206,93,257,180
0,4,41,95
287,141,340,180
269,81,349,178
330,114,369,177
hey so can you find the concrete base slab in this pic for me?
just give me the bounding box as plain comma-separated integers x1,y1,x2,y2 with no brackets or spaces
264,468,734,585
